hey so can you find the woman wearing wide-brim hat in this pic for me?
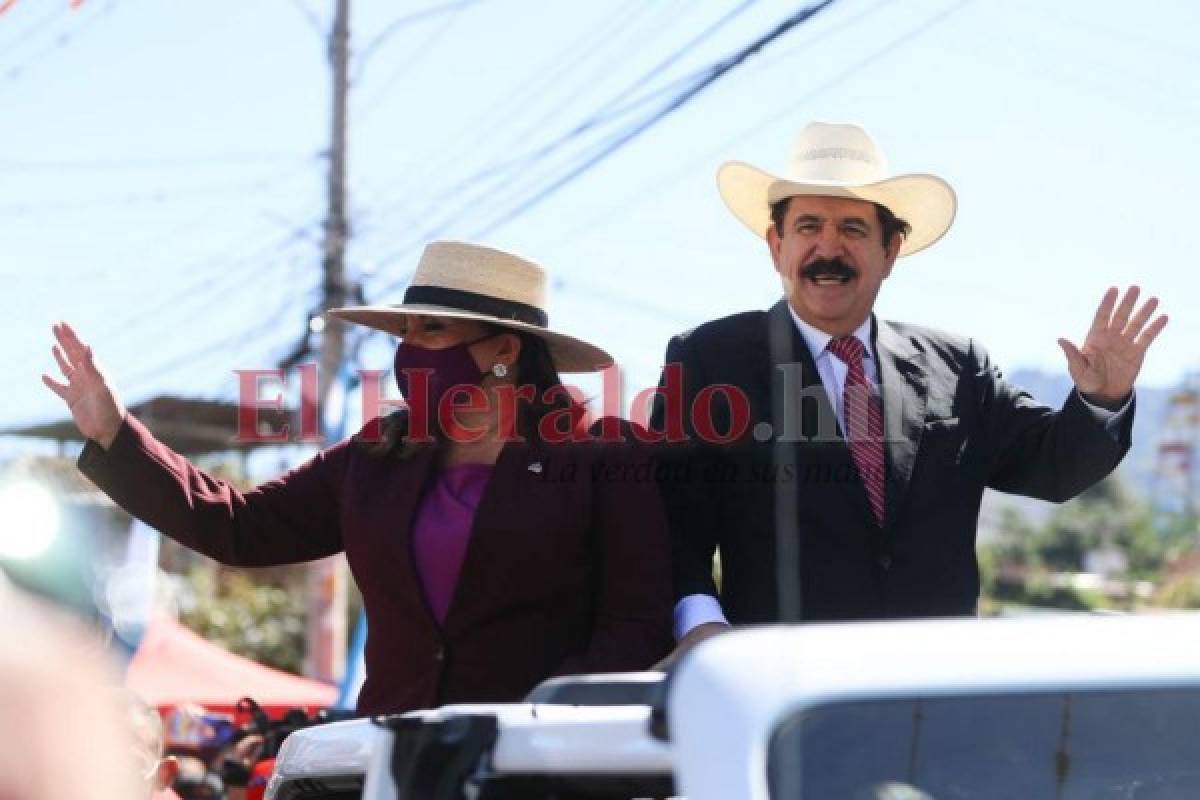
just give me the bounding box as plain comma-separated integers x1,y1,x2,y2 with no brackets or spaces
43,241,673,716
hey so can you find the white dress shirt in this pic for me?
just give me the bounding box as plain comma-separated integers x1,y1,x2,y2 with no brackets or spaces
672,310,1130,640
788,308,878,435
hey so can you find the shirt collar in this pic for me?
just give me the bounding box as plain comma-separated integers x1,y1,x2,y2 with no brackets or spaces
786,305,874,361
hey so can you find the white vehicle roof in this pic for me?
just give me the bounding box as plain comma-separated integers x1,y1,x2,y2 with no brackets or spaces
383,701,671,774
271,615,1200,800
267,703,672,800
669,613,1200,800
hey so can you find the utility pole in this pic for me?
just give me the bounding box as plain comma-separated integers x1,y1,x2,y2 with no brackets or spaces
305,0,350,686
319,0,351,408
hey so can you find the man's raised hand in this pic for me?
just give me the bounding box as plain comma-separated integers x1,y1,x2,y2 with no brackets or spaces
1058,286,1168,409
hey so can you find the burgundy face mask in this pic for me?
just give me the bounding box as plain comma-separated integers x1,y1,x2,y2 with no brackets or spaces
393,334,498,411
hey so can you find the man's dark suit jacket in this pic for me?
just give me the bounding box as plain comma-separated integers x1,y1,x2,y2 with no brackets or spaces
79,414,672,715
652,301,1133,623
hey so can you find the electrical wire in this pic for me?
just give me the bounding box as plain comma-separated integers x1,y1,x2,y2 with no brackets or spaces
464,0,838,240
84,217,323,348
581,0,761,124
1012,0,1200,67
353,6,464,123
357,68,710,273
488,0,695,152
553,274,695,327
354,0,773,274
361,0,972,337
0,163,317,215
0,4,66,61
350,0,665,229
532,0,970,254
0,152,317,171
15,229,317,405
352,0,485,82
941,2,1200,118
117,273,323,399
353,0,738,240
2,0,117,83
343,0,844,346
422,0,700,183
365,0,839,296
285,0,326,40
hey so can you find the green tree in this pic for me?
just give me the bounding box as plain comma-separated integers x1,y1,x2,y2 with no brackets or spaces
1155,576,1200,609
178,567,306,673
982,476,1167,612
1050,478,1163,578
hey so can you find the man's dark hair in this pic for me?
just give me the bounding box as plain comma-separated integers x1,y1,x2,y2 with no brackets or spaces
769,196,912,248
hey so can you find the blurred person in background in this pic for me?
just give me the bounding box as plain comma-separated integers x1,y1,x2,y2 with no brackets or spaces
42,241,672,716
118,689,182,799
169,757,225,800
216,734,266,800
0,575,142,800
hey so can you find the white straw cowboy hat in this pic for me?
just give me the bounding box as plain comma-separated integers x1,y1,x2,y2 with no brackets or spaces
328,241,613,373
717,121,957,257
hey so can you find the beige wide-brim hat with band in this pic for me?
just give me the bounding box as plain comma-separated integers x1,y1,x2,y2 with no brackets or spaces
717,121,958,257
327,241,613,373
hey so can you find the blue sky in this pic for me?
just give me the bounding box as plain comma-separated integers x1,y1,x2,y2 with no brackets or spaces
4,0,1198,452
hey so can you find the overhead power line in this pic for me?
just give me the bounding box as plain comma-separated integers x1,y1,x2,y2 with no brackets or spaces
0,164,317,215
464,0,690,156
0,0,84,15
588,0,760,123
85,216,323,345
465,0,838,242
0,152,317,171
532,0,972,254
285,0,326,39
118,273,323,399
358,66,707,266
2,0,117,83
351,0,670,208
0,5,63,59
352,0,748,242
353,0,484,81
367,0,838,298
353,4,466,122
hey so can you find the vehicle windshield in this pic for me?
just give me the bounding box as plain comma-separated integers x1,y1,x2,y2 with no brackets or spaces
768,687,1200,799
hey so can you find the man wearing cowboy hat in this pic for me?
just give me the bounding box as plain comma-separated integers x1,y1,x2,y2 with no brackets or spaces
654,121,1167,653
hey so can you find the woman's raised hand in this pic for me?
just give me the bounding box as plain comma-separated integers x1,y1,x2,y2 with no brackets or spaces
41,322,126,450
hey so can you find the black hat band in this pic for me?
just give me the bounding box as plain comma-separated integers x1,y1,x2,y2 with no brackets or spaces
402,285,548,328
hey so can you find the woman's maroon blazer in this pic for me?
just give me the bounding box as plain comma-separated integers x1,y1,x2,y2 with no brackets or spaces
78,414,673,715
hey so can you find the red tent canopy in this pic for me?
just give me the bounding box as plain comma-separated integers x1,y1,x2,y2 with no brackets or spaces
126,616,338,716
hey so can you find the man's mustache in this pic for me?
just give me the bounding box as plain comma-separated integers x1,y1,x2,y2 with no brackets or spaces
800,258,858,281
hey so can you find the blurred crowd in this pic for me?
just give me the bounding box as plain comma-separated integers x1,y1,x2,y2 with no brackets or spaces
0,574,326,800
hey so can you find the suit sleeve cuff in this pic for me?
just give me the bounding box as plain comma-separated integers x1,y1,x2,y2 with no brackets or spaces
1076,389,1134,436
77,414,136,474
674,594,729,641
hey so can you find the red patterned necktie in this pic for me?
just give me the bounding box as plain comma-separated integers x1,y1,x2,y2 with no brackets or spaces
827,336,886,526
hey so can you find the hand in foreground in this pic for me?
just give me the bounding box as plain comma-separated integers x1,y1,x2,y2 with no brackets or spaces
1058,286,1168,409
41,322,125,450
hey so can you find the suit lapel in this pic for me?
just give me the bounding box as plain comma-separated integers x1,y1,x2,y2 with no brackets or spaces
872,318,928,527
764,300,840,441
736,303,777,425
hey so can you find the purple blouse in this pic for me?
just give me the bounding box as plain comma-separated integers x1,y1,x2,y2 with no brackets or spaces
409,463,493,624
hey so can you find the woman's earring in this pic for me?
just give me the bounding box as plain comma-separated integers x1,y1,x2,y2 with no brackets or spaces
491,362,508,378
